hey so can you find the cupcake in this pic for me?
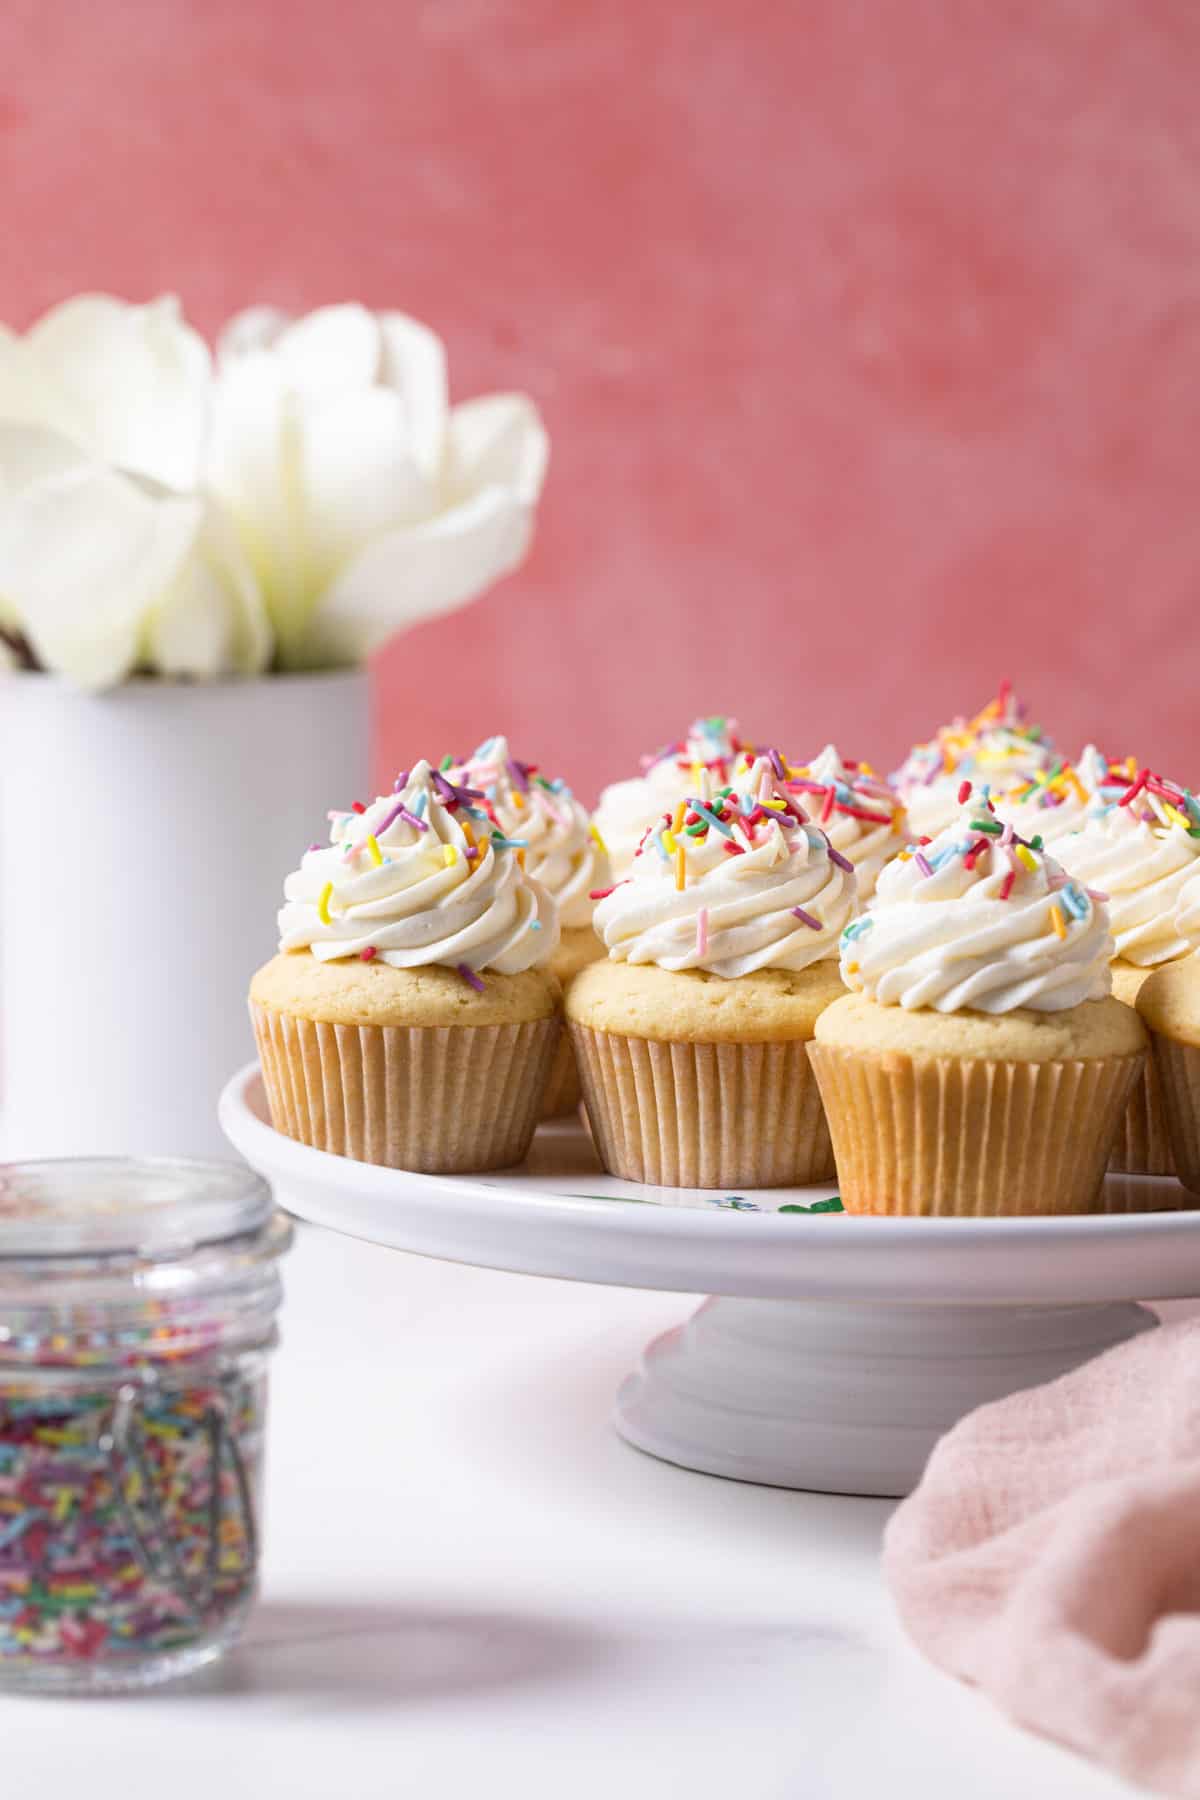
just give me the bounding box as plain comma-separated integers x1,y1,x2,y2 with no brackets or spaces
990,745,1120,845
449,734,608,1117
809,788,1146,1217
1136,890,1200,1193
250,759,562,1173
892,682,1057,842
593,716,747,878
566,752,857,1188
1054,769,1200,1174
785,744,908,900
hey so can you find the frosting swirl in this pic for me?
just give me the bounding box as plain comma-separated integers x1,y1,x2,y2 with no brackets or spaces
990,744,1118,845
278,759,559,973
840,797,1113,1013
1053,771,1200,968
593,753,857,976
893,685,1057,842
1175,872,1200,950
450,735,607,930
786,744,907,900
593,716,747,877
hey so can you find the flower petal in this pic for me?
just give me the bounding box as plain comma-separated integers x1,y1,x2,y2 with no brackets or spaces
293,386,435,590
303,482,536,666
446,393,549,506
377,312,448,485
269,304,381,393
206,349,316,656
216,304,292,362
145,498,272,679
0,425,203,688
26,293,211,491
0,325,85,443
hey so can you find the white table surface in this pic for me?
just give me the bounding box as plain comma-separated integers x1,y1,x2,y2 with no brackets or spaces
6,1223,1145,1800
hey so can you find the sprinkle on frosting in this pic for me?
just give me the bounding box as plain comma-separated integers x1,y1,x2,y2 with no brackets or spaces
1052,767,1200,968
892,684,1057,842
445,735,610,931
783,744,908,901
592,753,858,977
592,716,752,878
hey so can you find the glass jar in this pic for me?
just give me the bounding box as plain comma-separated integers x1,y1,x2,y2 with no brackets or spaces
0,1158,291,1693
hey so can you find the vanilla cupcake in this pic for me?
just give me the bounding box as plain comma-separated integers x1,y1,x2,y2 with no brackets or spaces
892,683,1057,842
1136,888,1200,1193
567,752,857,1188
1053,769,1200,1175
786,744,908,900
809,790,1145,1216
450,734,608,1117
593,716,747,878
250,759,561,1173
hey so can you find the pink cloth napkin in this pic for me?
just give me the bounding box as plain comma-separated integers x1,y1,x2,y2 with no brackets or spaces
884,1315,1200,1798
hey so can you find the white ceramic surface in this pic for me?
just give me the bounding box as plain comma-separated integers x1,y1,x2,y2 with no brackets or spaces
221,1064,1200,1496
4,1225,1147,1800
0,671,367,1160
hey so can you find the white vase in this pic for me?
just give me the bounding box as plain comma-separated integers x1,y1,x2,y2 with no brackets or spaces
0,670,369,1160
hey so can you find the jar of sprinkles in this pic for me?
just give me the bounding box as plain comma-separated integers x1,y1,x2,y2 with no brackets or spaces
0,1159,291,1692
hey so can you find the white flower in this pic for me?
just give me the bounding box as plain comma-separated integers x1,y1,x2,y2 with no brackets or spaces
209,303,549,668
0,294,270,687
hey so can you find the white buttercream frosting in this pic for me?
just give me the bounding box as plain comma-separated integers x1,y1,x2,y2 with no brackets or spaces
593,716,747,877
893,686,1057,842
1053,773,1200,968
840,799,1113,1013
278,759,559,972
1175,872,1200,951
592,753,858,977
990,745,1119,845
450,735,607,930
786,744,907,900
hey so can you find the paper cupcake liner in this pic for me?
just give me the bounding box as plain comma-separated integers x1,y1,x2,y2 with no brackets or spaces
569,1024,835,1189
252,1004,559,1173
807,1043,1143,1217
1148,1033,1200,1196
540,1032,582,1119
1107,1054,1176,1177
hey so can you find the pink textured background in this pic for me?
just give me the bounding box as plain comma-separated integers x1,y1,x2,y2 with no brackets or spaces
3,0,1198,798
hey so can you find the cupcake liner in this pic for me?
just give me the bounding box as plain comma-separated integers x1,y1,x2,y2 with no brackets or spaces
1148,1033,1200,1196
569,1024,835,1189
252,1004,559,1173
807,1043,1143,1217
1107,1054,1176,1177
540,1032,582,1119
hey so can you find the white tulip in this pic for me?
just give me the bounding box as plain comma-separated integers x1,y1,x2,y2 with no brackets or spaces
210,303,549,668
0,294,271,687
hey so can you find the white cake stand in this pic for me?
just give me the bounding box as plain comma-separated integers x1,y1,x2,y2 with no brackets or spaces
220,1063,1200,1497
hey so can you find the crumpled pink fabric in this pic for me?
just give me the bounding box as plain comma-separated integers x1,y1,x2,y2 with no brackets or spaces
884,1315,1200,1799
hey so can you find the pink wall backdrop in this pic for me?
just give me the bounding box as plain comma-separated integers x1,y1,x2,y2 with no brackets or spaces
3,0,1199,798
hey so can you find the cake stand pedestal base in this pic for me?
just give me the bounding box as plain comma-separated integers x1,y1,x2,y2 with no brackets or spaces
615,1295,1158,1497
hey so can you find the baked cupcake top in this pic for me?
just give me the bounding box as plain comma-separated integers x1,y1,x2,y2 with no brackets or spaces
278,759,559,978
785,744,907,900
591,751,857,977
1053,768,1200,968
448,734,608,931
592,715,747,876
839,785,1113,1013
892,683,1057,841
